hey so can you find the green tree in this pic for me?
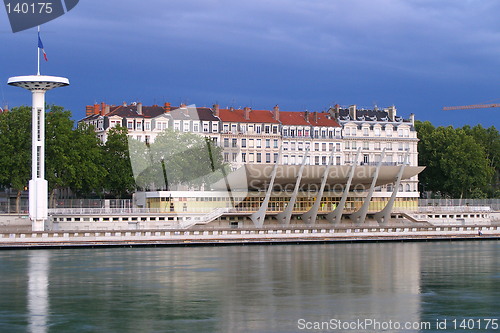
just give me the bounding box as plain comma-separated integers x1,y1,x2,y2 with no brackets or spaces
102,126,135,198
416,121,494,198
45,105,78,205
0,106,31,212
71,123,106,197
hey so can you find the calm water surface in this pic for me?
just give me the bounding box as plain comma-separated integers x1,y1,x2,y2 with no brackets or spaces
0,241,499,332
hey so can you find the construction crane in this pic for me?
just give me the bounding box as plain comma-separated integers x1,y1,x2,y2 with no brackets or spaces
443,103,500,111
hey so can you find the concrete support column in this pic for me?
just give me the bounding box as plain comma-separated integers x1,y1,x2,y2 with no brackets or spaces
349,149,386,224
326,148,361,224
302,148,335,224
374,150,410,224
276,148,310,225
250,148,282,228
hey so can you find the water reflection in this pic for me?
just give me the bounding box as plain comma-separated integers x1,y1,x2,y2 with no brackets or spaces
0,241,498,332
28,250,50,333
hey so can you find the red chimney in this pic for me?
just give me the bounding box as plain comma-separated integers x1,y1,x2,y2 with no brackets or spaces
244,107,251,120
86,105,93,116
93,104,100,115
304,111,309,122
100,103,109,116
213,104,220,117
273,105,280,121
164,102,171,112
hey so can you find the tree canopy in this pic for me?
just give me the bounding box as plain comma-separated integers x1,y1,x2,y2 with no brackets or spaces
416,121,498,198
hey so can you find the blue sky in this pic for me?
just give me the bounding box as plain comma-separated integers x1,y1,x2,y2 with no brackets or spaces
1,0,500,128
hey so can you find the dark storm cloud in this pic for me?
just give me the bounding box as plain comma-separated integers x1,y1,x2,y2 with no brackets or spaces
1,0,500,127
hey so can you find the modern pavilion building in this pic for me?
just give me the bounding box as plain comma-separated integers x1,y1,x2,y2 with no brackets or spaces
79,101,423,227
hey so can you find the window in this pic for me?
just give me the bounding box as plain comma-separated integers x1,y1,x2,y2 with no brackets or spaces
272,125,278,134
386,142,392,150
314,129,319,138
304,130,310,137
232,138,237,148
386,126,392,136
144,122,151,131
363,128,369,136
136,122,142,131
127,121,133,129
249,139,254,148
404,129,409,138
203,123,209,132
336,156,341,165
212,122,218,133
363,142,369,150
315,156,320,165
273,139,278,148
283,129,289,137
266,139,270,148
224,138,229,148
298,142,303,151
291,142,296,150
274,153,278,163
242,138,247,148
352,141,357,149
336,143,341,151
249,153,255,163
374,127,380,136
363,154,369,164
183,121,190,132
283,141,288,150
193,122,199,132
298,129,302,137
345,128,350,136
232,153,237,162
231,124,237,133
322,143,326,151
256,126,261,134
375,142,381,150
283,155,288,164
265,125,270,134
256,139,262,148
266,153,271,163
257,153,262,163
174,121,180,131
322,156,327,164
224,153,229,162
242,153,246,163
345,141,350,150
315,143,319,151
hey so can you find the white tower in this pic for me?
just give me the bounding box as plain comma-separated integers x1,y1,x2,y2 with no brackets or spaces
7,75,69,231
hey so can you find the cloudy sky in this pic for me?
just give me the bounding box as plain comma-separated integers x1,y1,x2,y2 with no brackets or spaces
1,0,500,128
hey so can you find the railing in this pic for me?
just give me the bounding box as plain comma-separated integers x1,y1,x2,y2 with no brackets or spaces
419,199,500,211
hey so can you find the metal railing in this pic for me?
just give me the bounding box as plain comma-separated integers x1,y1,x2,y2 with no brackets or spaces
419,199,500,211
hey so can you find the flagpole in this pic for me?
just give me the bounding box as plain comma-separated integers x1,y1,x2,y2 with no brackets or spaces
37,26,40,75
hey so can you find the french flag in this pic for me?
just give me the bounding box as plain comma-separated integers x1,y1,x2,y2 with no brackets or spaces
38,32,48,61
